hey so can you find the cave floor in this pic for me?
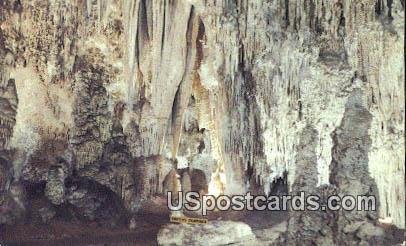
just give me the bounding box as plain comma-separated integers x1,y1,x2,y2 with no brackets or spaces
0,198,403,245
0,199,288,245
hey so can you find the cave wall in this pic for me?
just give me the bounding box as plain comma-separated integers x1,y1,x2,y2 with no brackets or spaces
198,0,405,228
0,0,404,228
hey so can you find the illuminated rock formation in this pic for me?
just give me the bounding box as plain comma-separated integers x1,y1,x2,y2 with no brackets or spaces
0,0,404,238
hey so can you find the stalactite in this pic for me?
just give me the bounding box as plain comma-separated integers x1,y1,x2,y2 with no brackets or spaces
0,0,404,230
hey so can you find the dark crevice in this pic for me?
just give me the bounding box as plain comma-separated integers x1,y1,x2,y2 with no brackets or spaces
185,5,195,50
245,161,254,182
238,43,245,70
375,0,383,15
161,0,167,54
269,172,288,197
190,169,207,194
170,86,181,126
135,0,149,67
309,0,315,30
195,18,206,69
23,181,46,200
13,0,23,14
387,0,394,20
138,0,150,41
284,0,290,28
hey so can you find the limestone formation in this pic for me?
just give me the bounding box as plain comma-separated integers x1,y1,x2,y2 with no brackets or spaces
157,221,256,245
0,0,404,243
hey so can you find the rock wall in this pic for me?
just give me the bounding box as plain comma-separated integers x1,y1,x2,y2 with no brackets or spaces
0,0,404,230
198,0,405,228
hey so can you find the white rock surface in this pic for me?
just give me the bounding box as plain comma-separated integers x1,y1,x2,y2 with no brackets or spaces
0,0,404,230
157,221,256,245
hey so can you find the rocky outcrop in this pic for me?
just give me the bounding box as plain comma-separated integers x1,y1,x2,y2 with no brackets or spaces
329,89,383,244
65,179,127,225
0,77,22,225
285,125,335,245
0,181,25,225
0,79,17,149
285,91,385,244
157,221,256,245
202,0,404,228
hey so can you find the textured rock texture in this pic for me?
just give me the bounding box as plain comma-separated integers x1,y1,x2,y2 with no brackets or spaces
157,220,256,245
0,0,404,239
